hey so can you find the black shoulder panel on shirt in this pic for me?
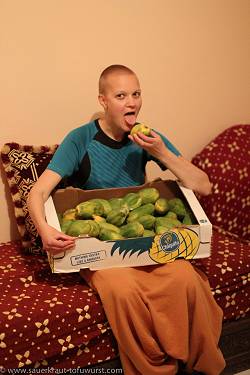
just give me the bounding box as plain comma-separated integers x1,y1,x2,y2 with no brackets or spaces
141,150,148,173
65,153,91,188
94,119,130,149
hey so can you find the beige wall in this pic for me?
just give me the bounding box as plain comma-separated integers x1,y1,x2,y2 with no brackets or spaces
1,0,250,242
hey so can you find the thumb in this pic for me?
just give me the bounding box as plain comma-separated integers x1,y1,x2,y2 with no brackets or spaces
57,232,75,241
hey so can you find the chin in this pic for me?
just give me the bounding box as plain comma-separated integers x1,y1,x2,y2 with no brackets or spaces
121,123,131,132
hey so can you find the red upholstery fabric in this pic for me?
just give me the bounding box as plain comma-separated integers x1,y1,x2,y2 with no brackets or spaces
192,124,250,241
0,241,118,370
0,234,249,370
192,227,250,321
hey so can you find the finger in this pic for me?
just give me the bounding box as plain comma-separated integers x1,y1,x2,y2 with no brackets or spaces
136,132,155,143
133,133,154,148
56,239,75,247
128,134,134,141
129,133,147,142
130,134,144,147
56,234,75,241
150,130,159,138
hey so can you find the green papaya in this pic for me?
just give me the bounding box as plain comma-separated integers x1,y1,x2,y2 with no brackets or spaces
92,215,106,223
60,219,73,234
66,220,92,237
130,123,151,136
165,211,177,219
127,203,155,223
76,201,104,219
120,221,144,238
182,212,196,225
106,207,129,226
137,214,156,229
85,220,100,237
88,198,112,217
99,229,124,241
155,217,182,229
168,198,187,218
108,198,124,211
154,198,169,215
67,220,99,237
155,225,172,235
63,208,76,220
143,229,155,237
98,222,121,233
138,187,160,204
122,192,142,211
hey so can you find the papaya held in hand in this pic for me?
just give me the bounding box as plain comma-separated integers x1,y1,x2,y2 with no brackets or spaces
130,123,151,136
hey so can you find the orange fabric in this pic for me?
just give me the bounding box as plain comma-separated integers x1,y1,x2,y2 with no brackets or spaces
81,260,225,375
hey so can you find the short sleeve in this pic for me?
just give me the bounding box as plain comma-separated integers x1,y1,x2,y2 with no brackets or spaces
47,131,82,178
159,131,181,157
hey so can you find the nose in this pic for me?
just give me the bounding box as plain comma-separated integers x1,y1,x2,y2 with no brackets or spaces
126,95,136,108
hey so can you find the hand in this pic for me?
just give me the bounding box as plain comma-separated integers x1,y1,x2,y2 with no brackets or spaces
40,224,76,254
128,130,167,160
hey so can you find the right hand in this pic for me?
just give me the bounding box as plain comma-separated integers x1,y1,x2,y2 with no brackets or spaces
40,224,76,254
128,130,167,161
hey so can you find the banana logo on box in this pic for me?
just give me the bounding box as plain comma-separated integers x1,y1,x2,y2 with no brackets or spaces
149,228,200,263
110,228,200,263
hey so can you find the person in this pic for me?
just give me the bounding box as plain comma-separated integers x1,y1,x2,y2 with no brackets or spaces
28,65,225,375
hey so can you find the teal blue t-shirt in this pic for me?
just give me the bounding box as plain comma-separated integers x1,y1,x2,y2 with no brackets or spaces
47,120,180,189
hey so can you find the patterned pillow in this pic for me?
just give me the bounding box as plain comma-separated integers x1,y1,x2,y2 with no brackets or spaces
1,143,58,254
192,124,250,241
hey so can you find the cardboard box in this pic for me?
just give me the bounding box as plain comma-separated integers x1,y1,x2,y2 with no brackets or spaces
45,180,212,273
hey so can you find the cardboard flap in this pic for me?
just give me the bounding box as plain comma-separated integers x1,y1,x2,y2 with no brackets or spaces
45,196,61,231
44,196,66,259
177,182,212,242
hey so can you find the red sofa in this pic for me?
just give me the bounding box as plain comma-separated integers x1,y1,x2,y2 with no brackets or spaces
0,124,249,373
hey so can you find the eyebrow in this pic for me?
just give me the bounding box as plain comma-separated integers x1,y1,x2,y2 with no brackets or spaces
115,89,141,94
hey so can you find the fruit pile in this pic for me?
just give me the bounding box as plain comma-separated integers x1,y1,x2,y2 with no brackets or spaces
58,187,196,240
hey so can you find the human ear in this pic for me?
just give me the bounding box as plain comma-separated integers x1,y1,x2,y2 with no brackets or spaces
98,94,107,110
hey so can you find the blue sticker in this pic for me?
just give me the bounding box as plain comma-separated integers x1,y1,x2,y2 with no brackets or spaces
159,232,180,253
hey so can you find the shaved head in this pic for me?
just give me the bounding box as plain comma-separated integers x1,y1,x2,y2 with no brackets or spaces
99,65,136,94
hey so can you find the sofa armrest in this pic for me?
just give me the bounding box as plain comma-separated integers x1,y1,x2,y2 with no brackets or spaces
192,124,250,241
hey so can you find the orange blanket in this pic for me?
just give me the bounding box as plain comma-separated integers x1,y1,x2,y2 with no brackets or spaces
81,260,225,375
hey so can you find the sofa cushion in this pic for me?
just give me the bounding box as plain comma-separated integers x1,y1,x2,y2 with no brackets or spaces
0,241,118,370
0,234,249,369
1,143,58,254
192,226,250,321
192,124,250,241
1,235,249,370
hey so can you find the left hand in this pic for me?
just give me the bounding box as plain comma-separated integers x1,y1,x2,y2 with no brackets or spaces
128,130,167,160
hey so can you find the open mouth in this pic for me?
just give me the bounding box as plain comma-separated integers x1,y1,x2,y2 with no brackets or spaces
124,111,136,126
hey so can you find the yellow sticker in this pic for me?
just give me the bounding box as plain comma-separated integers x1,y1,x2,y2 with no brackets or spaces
149,228,200,263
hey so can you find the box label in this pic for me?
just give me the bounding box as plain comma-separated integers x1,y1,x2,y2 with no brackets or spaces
70,250,106,266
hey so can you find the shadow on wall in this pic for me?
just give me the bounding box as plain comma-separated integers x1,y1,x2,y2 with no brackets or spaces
90,111,105,122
